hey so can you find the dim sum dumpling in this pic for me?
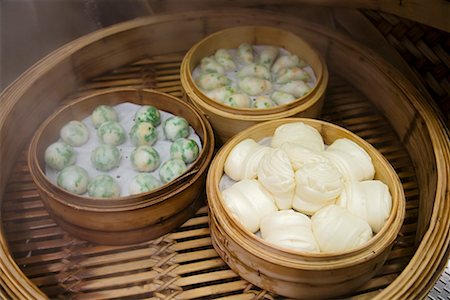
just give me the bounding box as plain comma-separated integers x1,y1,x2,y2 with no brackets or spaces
97,121,126,146
196,73,230,90
159,158,187,183
57,165,89,195
200,57,225,74
91,144,121,171
163,116,190,142
91,105,119,128
337,180,392,233
131,145,160,172
222,179,277,233
223,93,251,108
60,120,90,147
278,80,311,98
129,173,162,195
293,161,344,215
270,91,296,105
257,148,295,210
280,143,329,171
275,67,310,84
45,142,76,171
237,63,271,80
324,138,375,182
170,138,200,164
271,54,300,73
238,77,272,96
87,174,120,198
204,86,236,102
129,121,157,146
271,122,325,152
135,105,161,126
260,210,319,252
238,43,254,64
311,205,373,253
214,49,236,70
258,46,279,69
254,95,276,109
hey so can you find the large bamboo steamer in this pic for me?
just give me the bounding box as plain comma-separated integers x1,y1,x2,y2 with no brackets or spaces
27,88,214,245
180,26,328,143
0,9,448,300
207,118,405,298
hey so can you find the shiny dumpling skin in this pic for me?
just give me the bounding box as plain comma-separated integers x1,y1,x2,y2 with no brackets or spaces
254,95,276,109
271,55,299,73
275,67,310,84
238,43,254,64
270,91,296,105
196,73,230,90
237,63,271,80
238,77,272,96
278,80,312,98
258,46,279,69
223,93,251,108
204,86,236,102
200,57,225,74
214,49,236,70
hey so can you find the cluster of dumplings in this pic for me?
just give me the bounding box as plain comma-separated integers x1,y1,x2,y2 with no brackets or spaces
44,104,200,198
194,44,316,109
222,122,392,253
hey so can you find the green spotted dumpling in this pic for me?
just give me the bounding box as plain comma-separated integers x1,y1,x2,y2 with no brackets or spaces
170,138,200,164
45,142,76,171
87,174,120,198
163,116,190,142
90,144,121,171
135,105,161,126
60,120,89,147
131,145,160,172
129,121,157,146
129,173,162,195
97,121,126,146
91,105,119,128
57,165,89,195
159,158,187,183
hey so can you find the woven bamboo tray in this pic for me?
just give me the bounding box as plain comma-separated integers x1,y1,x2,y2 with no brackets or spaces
1,9,449,299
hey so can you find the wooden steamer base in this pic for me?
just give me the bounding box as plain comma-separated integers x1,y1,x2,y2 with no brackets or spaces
0,9,449,299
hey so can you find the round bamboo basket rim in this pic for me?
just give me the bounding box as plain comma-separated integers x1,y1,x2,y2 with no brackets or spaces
28,87,215,212
180,25,329,117
207,117,405,269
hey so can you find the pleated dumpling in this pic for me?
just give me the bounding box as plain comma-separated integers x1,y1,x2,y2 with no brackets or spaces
311,205,373,253
324,138,375,182
337,180,392,233
257,148,295,210
260,210,319,253
271,122,325,152
293,161,344,215
222,179,278,233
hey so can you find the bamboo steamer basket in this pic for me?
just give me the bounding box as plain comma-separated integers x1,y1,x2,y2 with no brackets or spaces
27,88,214,245
207,118,405,299
0,9,449,300
180,26,328,143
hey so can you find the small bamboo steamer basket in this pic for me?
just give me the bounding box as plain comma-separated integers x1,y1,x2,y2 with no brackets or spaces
207,118,405,299
28,88,214,245
180,26,328,143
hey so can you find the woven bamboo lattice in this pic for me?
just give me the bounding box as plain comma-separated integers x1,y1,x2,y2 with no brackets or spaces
2,53,419,299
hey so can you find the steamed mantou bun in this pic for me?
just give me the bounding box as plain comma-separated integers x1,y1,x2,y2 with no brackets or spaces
45,142,76,171
91,105,118,128
214,49,236,70
271,54,300,73
257,148,295,210
204,86,236,102
223,94,251,108
242,146,271,180
196,73,230,90
338,180,392,233
260,210,319,252
224,138,265,181
324,138,375,182
280,143,329,171
87,174,121,198
221,179,277,233
238,43,254,64
238,77,272,96
258,46,279,69
238,63,271,80
293,161,344,215
200,57,225,74
60,120,89,147
275,67,309,84
254,95,276,109
278,80,311,98
270,91,296,105
271,122,325,152
311,205,373,252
